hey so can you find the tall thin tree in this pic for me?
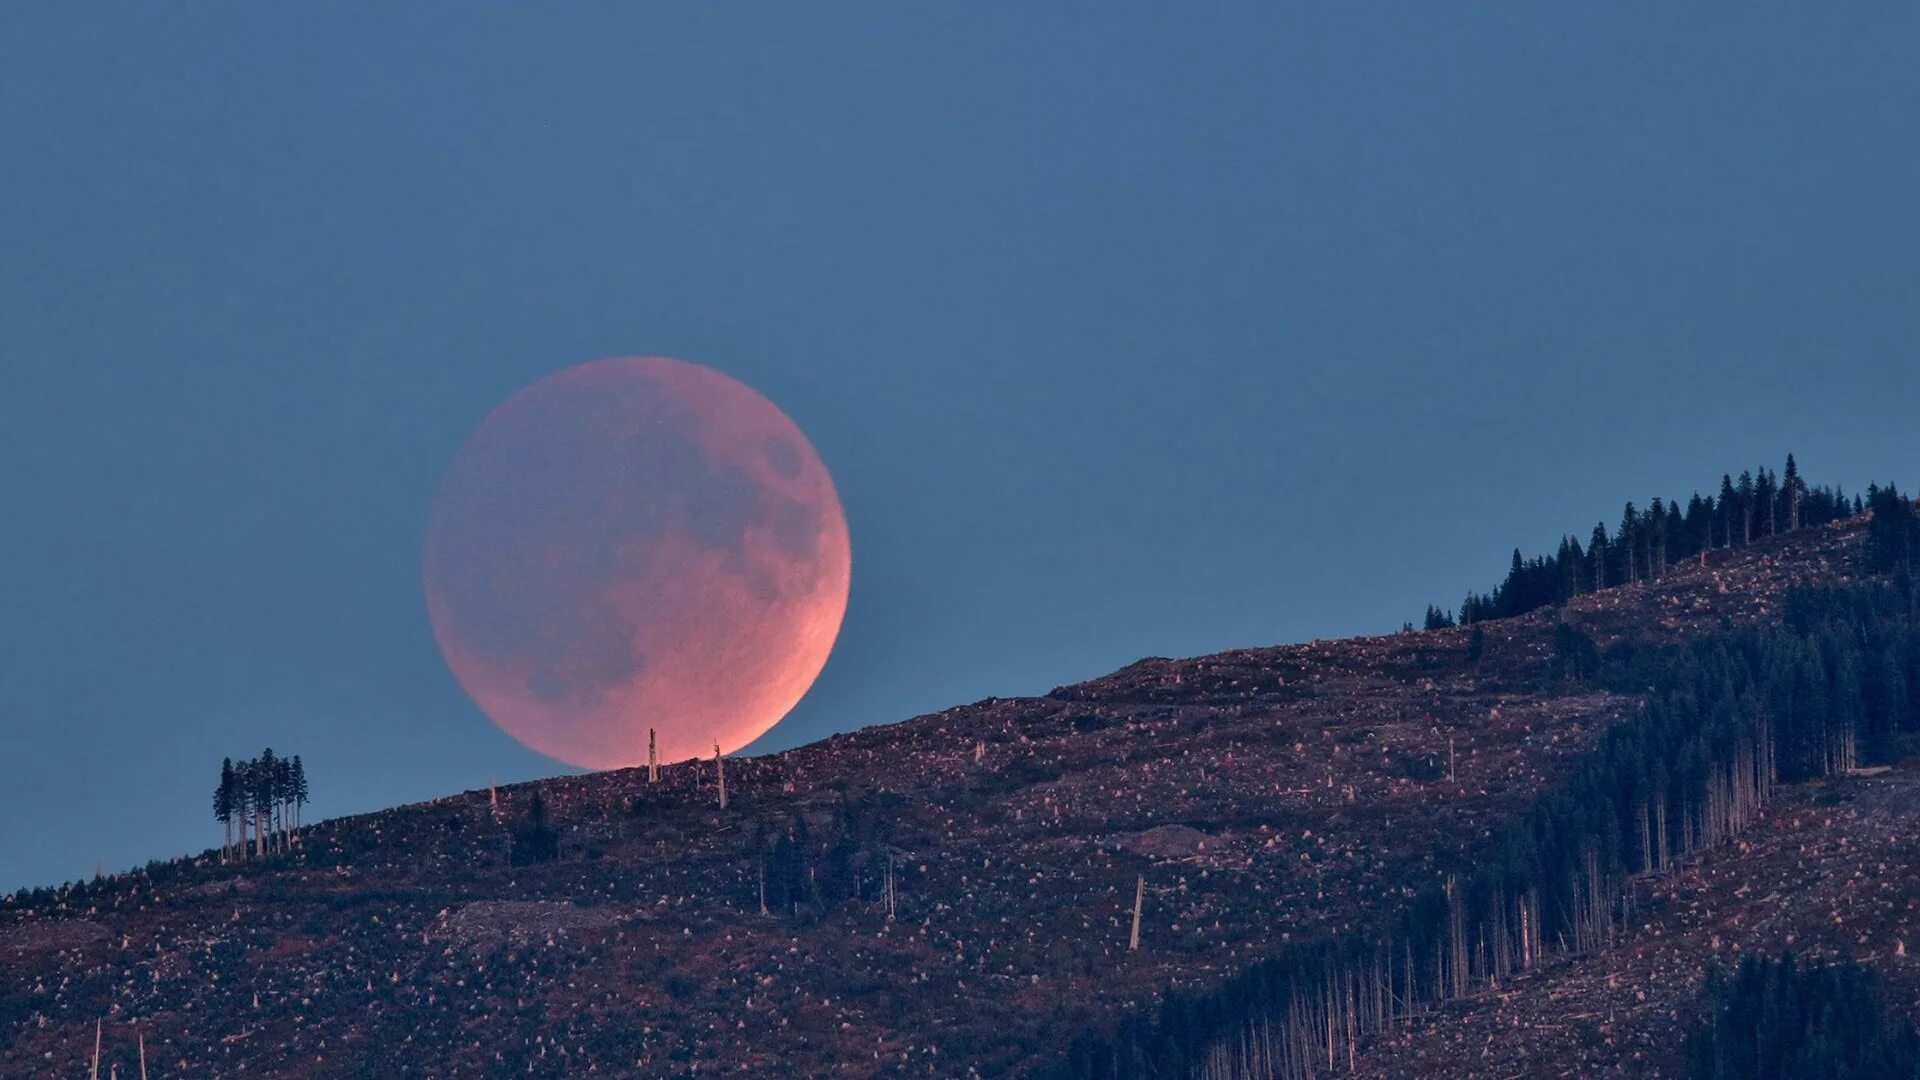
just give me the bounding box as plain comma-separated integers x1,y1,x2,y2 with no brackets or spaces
291,756,309,834
214,758,236,861
254,749,277,857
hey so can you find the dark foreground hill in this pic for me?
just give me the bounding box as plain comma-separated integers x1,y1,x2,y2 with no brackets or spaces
0,515,1906,1078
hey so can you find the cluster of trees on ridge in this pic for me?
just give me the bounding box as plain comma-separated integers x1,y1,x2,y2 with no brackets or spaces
1687,952,1920,1079
1053,575,1920,1079
1419,455,1920,629
212,749,309,860
1048,456,1920,1079
1865,482,1920,576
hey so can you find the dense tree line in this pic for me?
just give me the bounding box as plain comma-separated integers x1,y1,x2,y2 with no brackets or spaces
213,749,309,861
1425,455,1866,627
1865,484,1920,576
1047,572,1920,1079
1688,953,1920,1079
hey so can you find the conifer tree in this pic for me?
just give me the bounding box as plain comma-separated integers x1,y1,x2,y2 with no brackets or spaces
1755,467,1778,538
232,759,252,858
214,758,237,861
291,756,309,833
1557,535,1584,599
1618,503,1640,585
1743,468,1758,545
253,749,277,857
1865,485,1919,575
1783,454,1803,531
512,791,560,864
1686,493,1712,560
1648,497,1668,577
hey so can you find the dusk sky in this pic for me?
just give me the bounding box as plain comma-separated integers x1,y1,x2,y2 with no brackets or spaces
4,7,1918,892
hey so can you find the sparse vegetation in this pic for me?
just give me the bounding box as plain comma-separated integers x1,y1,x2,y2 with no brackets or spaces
1049,528,1920,1078
3,486,1913,1077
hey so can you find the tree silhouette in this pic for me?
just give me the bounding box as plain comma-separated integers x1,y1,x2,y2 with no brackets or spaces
1688,953,1920,1079
512,791,560,865
290,756,309,832
1425,457,1863,628
214,758,237,861
214,749,313,860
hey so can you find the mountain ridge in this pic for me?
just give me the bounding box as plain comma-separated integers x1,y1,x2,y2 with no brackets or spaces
0,514,1895,1078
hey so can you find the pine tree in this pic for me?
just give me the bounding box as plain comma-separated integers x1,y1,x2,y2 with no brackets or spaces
1755,467,1778,538
1648,498,1668,578
1663,499,1684,569
1737,471,1755,545
1865,485,1919,575
214,758,237,861
291,756,309,833
512,791,560,864
232,759,252,858
1686,493,1712,562
253,749,277,857
1783,454,1803,531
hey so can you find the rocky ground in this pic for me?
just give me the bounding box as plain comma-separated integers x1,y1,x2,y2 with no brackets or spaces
0,520,1871,1078
1354,764,1920,1078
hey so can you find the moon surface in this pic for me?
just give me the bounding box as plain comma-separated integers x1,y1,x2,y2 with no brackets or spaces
423,357,851,770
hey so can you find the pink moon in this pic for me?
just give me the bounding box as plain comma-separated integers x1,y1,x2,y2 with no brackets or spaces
422,357,852,770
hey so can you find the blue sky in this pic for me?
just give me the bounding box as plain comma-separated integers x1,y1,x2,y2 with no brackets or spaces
3,6,1918,892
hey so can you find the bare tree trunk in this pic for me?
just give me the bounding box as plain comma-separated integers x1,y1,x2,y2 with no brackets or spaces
715,743,727,810
1637,801,1652,874
1654,799,1669,874
1129,874,1144,951
1445,874,1467,996
648,729,658,784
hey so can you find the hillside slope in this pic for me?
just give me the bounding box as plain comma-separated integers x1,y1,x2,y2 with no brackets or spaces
1354,765,1920,1077
0,520,1869,1078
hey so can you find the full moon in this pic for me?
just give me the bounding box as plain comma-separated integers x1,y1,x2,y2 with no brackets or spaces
423,357,851,770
